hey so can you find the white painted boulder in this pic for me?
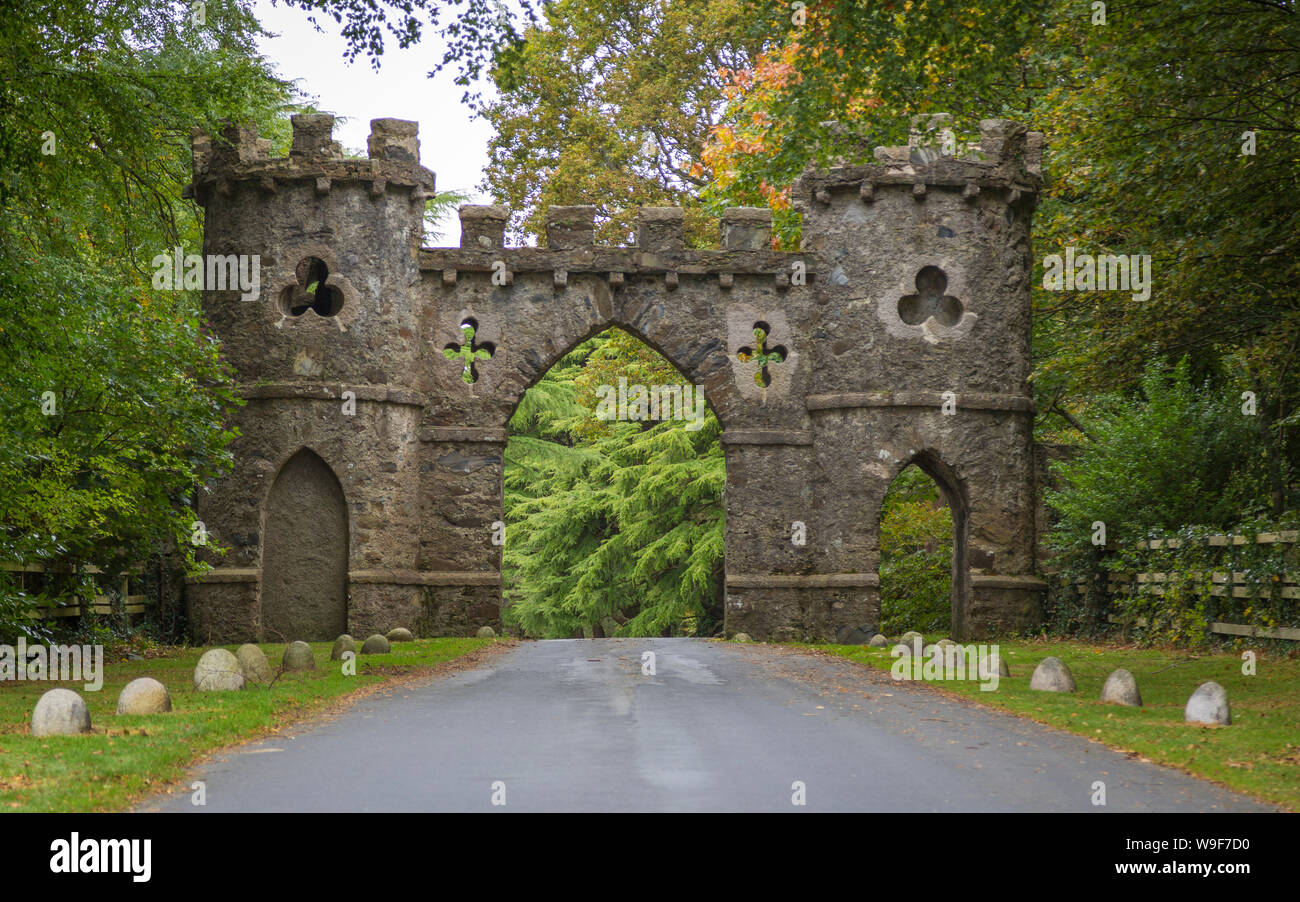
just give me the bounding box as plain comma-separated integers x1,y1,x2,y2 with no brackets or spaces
194,648,245,691
116,677,171,715
1029,656,1076,693
980,651,1011,678
236,644,272,683
32,688,92,736
1185,681,1230,725
1100,668,1142,707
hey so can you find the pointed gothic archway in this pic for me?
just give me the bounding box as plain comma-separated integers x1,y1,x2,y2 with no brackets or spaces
880,450,971,638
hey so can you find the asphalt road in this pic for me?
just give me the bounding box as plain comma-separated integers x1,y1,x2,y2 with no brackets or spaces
143,638,1273,813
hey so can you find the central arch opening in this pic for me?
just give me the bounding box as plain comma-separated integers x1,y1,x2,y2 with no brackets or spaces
502,327,725,638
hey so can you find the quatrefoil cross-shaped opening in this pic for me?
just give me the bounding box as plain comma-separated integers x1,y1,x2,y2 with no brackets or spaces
279,256,344,317
898,265,963,327
444,318,495,384
736,321,788,387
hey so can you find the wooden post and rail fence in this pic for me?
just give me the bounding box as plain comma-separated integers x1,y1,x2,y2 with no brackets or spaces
1055,530,1300,641
0,563,148,620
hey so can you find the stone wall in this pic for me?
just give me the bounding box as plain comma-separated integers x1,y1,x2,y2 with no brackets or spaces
185,111,1047,642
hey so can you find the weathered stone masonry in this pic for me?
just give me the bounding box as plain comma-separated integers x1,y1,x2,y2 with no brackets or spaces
185,111,1047,643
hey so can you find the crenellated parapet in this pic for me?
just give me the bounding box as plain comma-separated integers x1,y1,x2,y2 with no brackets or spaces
422,204,815,290
186,114,436,206
794,114,1043,206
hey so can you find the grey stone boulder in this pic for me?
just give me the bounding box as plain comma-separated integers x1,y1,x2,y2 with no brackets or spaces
1100,668,1142,707
1029,656,1076,693
1185,681,1231,725
330,634,356,661
936,638,955,647
476,626,497,638
900,630,923,646
868,633,889,647
360,634,390,655
194,648,245,691
979,651,1011,678
282,640,316,672
732,632,752,643
31,688,92,736
236,643,272,683
116,677,171,715
386,627,414,642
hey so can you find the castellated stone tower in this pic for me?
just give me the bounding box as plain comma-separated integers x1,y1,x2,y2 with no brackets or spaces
186,114,435,643
186,111,1045,644
793,113,1045,639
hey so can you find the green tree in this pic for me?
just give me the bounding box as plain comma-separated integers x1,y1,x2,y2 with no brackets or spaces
1046,358,1270,566
1027,1,1300,514
0,1,293,636
479,0,759,244
424,188,475,243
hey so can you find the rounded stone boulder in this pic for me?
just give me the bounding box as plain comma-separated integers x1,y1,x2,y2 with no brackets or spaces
1029,656,1076,693
1185,681,1231,725
116,677,171,715
236,643,272,684
979,651,1011,678
476,626,497,638
386,627,414,642
936,638,955,647
868,633,889,648
1100,668,1142,707
732,632,752,643
330,634,356,661
282,641,316,672
360,634,391,655
31,688,92,736
900,630,923,646
194,648,245,691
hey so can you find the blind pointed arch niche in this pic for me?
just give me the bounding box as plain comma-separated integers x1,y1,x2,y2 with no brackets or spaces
260,448,349,641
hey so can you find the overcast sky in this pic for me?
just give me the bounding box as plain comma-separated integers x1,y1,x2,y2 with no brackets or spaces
253,0,497,238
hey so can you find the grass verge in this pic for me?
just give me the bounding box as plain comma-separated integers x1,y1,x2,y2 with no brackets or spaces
0,637,495,812
819,637,1300,811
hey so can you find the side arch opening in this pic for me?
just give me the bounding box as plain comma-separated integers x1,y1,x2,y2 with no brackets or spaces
878,452,970,638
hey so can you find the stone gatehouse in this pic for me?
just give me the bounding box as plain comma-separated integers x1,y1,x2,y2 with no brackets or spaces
185,112,1047,643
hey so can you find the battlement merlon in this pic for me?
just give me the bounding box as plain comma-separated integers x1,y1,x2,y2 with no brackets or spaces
792,115,1043,209
183,114,437,204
